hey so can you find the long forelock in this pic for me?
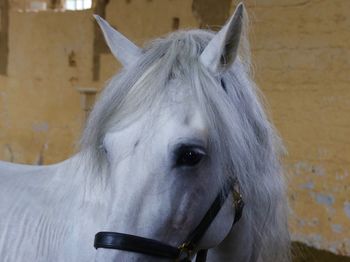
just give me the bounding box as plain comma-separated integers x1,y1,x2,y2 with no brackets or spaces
81,30,215,156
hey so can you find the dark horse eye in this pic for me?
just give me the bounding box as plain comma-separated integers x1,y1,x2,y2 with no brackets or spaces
175,146,205,167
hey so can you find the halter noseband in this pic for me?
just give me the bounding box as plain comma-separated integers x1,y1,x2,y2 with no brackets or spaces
94,180,244,261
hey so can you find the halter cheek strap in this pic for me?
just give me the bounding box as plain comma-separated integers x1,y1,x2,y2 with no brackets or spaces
94,181,244,262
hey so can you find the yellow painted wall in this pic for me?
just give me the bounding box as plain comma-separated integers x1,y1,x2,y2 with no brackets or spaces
0,9,94,164
0,0,349,258
245,0,350,255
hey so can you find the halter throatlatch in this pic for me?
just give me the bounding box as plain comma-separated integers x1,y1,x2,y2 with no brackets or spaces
94,180,244,262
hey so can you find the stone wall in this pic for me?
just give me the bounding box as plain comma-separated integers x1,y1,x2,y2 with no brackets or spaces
0,0,349,258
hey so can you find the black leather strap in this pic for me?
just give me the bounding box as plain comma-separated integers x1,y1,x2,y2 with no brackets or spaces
195,250,208,262
94,180,244,261
182,182,232,250
94,232,180,259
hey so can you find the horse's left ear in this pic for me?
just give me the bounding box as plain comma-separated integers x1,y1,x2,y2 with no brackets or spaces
94,15,142,67
199,3,244,73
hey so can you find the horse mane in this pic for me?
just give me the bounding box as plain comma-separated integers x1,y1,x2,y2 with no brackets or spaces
80,18,290,261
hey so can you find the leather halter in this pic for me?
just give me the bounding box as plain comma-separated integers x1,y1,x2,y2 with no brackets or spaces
94,180,244,261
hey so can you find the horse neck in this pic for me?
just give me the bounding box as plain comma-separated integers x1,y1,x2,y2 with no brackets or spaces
0,152,110,260
50,152,109,213
7,152,110,224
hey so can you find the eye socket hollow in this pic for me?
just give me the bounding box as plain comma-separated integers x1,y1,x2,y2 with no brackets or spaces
175,145,206,167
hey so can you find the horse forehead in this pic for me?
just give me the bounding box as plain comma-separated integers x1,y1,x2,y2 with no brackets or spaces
160,103,208,138
182,107,207,130
105,102,207,148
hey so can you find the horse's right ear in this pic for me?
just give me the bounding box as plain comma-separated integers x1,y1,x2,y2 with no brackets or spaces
94,15,142,67
199,3,244,73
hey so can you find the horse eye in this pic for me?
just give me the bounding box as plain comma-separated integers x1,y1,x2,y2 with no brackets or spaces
175,146,205,167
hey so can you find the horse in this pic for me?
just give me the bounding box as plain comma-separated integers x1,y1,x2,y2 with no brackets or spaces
0,3,290,261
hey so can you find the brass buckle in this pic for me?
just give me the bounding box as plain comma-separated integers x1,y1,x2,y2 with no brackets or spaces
176,242,193,261
231,182,244,223
232,184,243,208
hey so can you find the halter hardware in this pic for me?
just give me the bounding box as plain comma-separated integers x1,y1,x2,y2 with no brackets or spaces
232,185,244,223
177,242,193,261
94,180,244,262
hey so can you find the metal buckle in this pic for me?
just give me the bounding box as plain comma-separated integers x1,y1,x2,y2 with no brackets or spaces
176,242,193,261
232,183,243,208
232,190,242,207
231,183,244,223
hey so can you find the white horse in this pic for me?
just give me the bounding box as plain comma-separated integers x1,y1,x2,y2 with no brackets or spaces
0,4,290,261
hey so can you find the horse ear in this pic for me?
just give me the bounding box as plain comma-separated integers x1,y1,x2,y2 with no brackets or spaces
94,15,142,67
199,3,244,73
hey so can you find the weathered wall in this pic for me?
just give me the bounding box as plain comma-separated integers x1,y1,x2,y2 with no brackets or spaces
244,0,350,255
0,0,349,258
0,9,94,164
